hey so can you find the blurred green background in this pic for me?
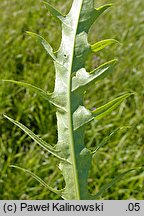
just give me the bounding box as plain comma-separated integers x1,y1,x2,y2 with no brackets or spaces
0,0,144,199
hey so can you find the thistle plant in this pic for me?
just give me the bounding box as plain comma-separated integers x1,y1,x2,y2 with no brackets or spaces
4,0,133,200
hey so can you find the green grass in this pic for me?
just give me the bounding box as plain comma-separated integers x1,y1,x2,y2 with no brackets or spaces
0,0,144,199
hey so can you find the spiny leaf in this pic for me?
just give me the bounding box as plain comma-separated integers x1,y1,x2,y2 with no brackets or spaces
72,59,117,92
95,4,112,17
10,165,62,195
4,115,70,163
3,80,64,110
26,31,56,60
3,80,51,101
73,93,129,130
90,59,118,75
43,1,65,22
94,169,135,199
92,127,130,155
76,3,112,34
91,39,120,53
93,93,133,120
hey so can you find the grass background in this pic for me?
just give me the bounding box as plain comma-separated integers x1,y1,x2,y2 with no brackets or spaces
0,0,144,199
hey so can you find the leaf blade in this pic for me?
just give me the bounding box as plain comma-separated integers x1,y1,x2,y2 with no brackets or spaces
10,165,62,195
43,1,65,22
94,169,135,199
26,31,56,60
4,115,70,163
92,127,129,155
91,39,120,53
3,80,66,111
95,4,113,17
3,80,51,100
72,59,117,92
93,93,133,120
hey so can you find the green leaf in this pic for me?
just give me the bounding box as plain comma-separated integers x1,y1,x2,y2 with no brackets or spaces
94,169,135,198
76,3,112,34
43,1,65,22
72,59,117,92
91,39,120,53
92,127,129,155
3,79,66,110
26,31,56,60
4,115,70,163
3,80,51,100
10,165,62,195
93,93,133,120
95,4,112,17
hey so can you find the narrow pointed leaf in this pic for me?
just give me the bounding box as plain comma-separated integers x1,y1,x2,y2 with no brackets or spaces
76,3,112,34
72,59,117,92
92,127,129,155
93,93,133,120
95,4,112,17
4,115,69,163
26,31,56,60
91,39,120,53
43,1,65,22
3,80,51,100
3,80,64,110
10,165,62,195
94,169,135,198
